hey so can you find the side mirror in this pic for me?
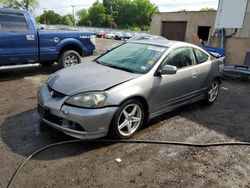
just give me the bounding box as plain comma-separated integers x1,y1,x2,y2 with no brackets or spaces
38,25,46,30
159,65,177,75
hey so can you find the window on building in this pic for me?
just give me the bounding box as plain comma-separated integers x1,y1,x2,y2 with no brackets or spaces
197,26,211,41
0,13,28,31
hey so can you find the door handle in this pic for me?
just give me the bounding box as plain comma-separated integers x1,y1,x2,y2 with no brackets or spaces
26,35,35,41
191,72,198,78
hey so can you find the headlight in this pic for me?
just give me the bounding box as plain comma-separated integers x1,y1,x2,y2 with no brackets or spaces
65,92,106,108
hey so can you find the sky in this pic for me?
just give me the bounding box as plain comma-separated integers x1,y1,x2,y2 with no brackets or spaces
34,0,219,16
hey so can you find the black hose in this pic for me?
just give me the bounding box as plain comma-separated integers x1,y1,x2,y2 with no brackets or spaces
6,139,250,188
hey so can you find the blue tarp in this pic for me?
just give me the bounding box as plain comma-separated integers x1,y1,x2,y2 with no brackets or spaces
202,46,225,57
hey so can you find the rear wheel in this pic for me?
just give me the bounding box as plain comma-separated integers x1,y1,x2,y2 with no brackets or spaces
58,50,81,68
203,79,220,105
109,99,145,139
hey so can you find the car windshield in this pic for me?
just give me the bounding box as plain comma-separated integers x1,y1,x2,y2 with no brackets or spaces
96,43,166,74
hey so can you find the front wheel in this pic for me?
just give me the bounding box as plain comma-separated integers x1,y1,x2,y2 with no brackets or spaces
58,50,81,68
203,79,220,105
109,99,145,139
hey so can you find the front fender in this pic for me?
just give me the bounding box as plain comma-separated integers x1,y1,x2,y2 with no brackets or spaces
105,74,154,108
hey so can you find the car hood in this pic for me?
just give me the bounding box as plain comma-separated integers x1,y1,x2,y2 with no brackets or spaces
47,62,141,96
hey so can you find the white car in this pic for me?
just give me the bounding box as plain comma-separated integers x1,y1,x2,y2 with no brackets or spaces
105,32,116,39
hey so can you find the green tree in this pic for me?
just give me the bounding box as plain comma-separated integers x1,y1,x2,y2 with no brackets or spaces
200,7,216,12
0,0,38,12
111,0,158,30
113,0,131,27
88,1,106,27
61,14,75,26
39,10,62,25
133,0,159,29
35,15,40,23
77,9,89,26
103,0,117,15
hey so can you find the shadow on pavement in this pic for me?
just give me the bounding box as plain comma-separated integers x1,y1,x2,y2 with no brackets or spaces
0,108,113,160
180,80,250,142
0,64,58,82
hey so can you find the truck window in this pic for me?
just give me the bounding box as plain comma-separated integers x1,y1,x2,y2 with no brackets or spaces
0,13,28,31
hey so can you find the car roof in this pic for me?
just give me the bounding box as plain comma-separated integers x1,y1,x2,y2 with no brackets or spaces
0,8,27,14
131,39,211,57
130,38,195,48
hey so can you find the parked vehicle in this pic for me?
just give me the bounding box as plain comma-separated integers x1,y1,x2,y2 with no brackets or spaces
106,34,167,51
0,8,96,68
122,32,133,40
38,39,221,139
105,32,116,39
114,32,133,40
96,31,107,38
128,33,166,42
114,32,124,40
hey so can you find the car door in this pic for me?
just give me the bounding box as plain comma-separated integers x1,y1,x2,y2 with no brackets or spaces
193,48,212,88
0,11,38,65
150,47,201,115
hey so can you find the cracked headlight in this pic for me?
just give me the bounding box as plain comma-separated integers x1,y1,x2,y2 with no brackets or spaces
65,92,107,108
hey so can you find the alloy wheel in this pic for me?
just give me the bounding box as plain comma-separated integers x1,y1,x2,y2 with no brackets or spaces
208,81,219,102
117,104,142,137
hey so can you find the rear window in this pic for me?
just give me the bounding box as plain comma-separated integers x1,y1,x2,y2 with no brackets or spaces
0,13,28,31
194,48,209,64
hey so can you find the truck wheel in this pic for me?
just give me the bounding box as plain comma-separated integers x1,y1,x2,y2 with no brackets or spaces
39,61,55,67
58,50,81,68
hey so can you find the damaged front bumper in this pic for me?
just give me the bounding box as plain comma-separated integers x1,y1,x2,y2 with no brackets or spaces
37,84,118,139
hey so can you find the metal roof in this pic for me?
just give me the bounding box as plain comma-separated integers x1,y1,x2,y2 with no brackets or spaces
0,8,26,14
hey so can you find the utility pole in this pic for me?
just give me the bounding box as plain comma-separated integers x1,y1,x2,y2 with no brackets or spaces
109,2,113,28
43,8,47,25
71,5,76,26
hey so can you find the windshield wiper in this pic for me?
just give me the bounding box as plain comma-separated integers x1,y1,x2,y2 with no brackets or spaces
94,60,101,64
105,64,137,73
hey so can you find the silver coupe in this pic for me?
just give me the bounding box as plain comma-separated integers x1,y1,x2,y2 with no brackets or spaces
37,39,221,139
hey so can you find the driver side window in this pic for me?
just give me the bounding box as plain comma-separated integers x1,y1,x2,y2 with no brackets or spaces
162,47,195,69
0,13,28,31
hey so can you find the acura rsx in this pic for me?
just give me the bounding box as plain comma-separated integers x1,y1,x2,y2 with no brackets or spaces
37,39,221,139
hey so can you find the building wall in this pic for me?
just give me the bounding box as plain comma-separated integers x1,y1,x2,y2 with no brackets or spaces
225,38,250,65
224,1,250,65
150,8,250,65
235,0,250,38
150,11,216,43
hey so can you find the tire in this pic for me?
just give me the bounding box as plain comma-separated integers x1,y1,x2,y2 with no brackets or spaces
58,50,81,69
109,99,145,139
39,61,54,67
203,79,220,105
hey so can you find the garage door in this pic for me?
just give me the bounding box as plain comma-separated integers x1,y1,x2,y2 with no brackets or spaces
162,21,187,41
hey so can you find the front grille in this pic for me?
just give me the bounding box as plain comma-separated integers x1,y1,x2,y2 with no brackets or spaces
45,111,63,125
40,107,85,132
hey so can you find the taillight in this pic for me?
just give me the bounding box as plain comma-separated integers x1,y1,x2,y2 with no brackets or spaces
90,35,96,45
